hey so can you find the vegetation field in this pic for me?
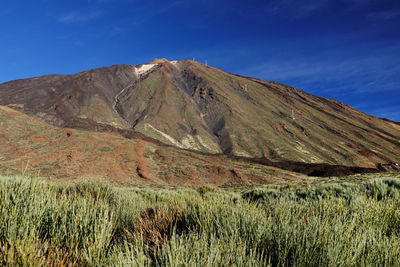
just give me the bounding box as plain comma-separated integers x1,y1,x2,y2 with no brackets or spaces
1,173,400,266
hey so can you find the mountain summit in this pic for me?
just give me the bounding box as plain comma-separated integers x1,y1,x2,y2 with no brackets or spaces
1,59,399,167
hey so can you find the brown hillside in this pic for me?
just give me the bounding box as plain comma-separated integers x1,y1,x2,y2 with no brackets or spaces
0,105,301,185
0,59,399,168
0,106,382,185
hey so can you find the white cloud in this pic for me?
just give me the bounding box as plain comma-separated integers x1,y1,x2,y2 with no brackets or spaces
58,10,102,24
262,0,330,18
240,43,400,97
368,106,400,121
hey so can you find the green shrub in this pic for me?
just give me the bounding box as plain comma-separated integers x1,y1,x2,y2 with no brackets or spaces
196,185,218,197
1,174,400,266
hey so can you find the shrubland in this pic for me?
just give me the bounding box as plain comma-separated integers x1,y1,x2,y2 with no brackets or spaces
1,174,400,266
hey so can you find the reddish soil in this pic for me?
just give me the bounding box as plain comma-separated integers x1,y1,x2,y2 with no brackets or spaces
0,106,283,185
134,140,157,183
347,144,359,150
359,150,374,157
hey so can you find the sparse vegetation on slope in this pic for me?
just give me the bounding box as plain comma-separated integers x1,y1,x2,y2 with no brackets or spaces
0,105,296,185
1,60,399,166
0,105,388,185
1,174,400,266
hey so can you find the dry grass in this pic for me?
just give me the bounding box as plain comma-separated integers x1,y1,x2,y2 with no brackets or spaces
121,206,185,257
2,174,400,266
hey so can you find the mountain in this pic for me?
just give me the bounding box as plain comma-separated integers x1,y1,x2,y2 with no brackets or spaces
0,105,382,185
1,59,399,169
0,104,283,185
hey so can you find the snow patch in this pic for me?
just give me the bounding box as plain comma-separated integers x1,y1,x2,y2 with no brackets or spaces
136,64,157,75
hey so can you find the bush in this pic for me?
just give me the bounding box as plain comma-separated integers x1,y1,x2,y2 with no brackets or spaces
1,174,400,266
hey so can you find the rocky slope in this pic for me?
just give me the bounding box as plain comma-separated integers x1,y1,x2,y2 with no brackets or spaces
0,105,309,185
1,59,399,168
0,105,382,185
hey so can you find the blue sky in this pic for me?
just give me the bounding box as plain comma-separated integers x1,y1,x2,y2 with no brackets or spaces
1,0,399,121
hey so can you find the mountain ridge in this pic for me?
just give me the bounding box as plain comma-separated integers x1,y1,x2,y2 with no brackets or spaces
1,59,399,168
